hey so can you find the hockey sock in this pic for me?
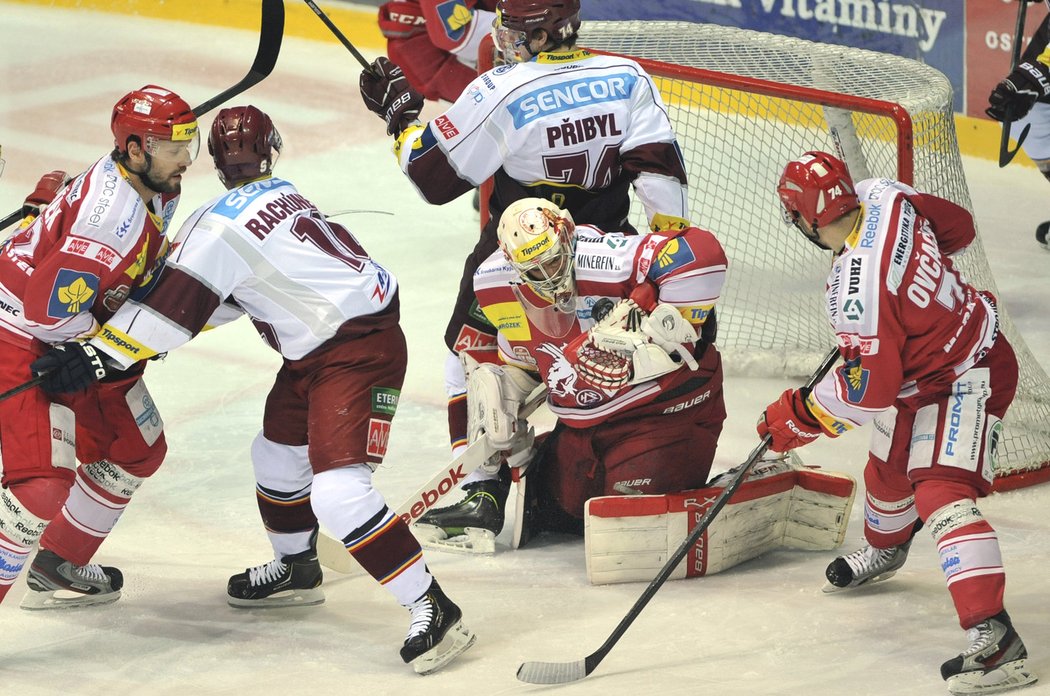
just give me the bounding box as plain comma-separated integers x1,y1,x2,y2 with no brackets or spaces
916,480,1005,629
38,461,143,565
250,433,318,558
312,465,431,605
0,480,66,602
862,457,919,547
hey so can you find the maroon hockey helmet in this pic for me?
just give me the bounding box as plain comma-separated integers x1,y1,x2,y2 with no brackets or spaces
207,105,283,186
111,85,199,156
495,0,581,61
777,151,859,236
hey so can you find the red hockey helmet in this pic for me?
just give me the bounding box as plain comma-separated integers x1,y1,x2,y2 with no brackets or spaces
111,85,199,158
207,105,283,186
494,0,581,62
777,151,859,235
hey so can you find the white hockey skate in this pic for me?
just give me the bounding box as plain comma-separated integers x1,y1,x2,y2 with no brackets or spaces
21,549,123,610
942,610,1038,695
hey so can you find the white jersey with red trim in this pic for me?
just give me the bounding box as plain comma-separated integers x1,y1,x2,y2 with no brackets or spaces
805,178,997,437
396,48,688,223
90,177,398,367
0,155,176,348
474,224,726,427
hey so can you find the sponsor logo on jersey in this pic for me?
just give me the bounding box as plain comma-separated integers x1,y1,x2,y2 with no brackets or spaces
859,203,882,249
843,298,864,322
836,333,880,356
685,306,711,323
492,64,515,76
87,167,121,228
509,73,637,127
60,236,121,270
839,357,870,404
436,0,472,41
48,269,99,318
0,298,20,317
483,301,531,341
545,113,622,148
575,389,602,405
97,325,146,358
576,296,597,320
435,115,459,140
468,85,484,104
575,254,622,272
481,74,496,91
805,395,851,435
371,267,392,303
887,209,915,293
648,238,695,280
212,178,285,221
467,299,492,325
453,325,498,352
371,387,401,416
367,418,391,458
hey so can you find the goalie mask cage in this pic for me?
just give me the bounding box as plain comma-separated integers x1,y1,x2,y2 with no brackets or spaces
478,22,1050,490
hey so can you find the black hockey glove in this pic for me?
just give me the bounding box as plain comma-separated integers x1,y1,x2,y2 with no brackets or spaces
986,61,1050,121
30,341,111,395
359,56,424,137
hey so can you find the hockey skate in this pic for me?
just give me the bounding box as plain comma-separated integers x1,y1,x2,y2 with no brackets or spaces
400,578,476,675
941,610,1038,695
21,549,123,610
413,477,510,554
822,539,912,593
227,546,324,608
1036,220,1049,250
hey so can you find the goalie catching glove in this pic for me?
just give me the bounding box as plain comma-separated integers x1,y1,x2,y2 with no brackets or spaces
570,299,699,390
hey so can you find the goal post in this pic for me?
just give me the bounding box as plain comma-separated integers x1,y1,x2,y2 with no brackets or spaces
477,21,1050,490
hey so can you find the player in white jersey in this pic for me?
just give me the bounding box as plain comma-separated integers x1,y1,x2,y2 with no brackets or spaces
359,0,691,535
1,85,198,609
758,152,1036,695
33,106,475,675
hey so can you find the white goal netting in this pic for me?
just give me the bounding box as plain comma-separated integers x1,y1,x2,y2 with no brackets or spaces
577,21,1050,487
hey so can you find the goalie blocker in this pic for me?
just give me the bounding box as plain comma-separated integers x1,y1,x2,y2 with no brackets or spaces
583,455,855,585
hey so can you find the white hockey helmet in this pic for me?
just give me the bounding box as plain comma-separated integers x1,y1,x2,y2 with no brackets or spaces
497,198,576,304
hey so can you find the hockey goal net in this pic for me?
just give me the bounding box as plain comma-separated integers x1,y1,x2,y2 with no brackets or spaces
478,22,1050,490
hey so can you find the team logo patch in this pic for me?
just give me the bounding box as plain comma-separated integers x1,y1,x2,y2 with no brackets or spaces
371,387,400,416
367,418,391,458
840,357,870,404
48,269,99,318
648,238,696,280
435,0,471,41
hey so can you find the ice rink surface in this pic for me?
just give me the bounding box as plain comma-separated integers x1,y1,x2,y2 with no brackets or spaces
1,4,1049,695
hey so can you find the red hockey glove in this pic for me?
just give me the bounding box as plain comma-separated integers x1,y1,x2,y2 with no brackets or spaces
23,169,70,219
359,56,424,137
757,388,823,452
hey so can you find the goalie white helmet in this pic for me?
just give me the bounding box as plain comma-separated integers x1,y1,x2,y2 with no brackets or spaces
497,198,576,307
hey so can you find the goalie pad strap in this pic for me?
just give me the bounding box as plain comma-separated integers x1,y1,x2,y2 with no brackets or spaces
584,462,856,585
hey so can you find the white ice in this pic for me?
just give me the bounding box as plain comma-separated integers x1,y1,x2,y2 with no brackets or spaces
1,5,1048,696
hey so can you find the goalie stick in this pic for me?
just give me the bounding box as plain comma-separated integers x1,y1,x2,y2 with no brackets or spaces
316,385,548,574
0,0,285,233
515,347,841,685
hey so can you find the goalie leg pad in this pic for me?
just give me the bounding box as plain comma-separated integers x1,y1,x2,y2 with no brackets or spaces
584,459,856,585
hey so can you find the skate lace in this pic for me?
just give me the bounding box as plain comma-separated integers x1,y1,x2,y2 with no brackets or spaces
843,544,897,578
406,594,435,640
72,563,107,583
961,623,996,657
248,559,287,587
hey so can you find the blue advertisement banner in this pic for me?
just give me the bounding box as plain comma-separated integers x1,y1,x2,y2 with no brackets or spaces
580,0,965,112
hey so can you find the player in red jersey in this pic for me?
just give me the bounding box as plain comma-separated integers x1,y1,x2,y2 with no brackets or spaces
415,197,727,551
0,85,198,609
377,0,497,103
759,151,1036,695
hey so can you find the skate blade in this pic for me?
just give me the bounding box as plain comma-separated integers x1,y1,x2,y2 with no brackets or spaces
227,587,325,609
20,588,121,611
411,620,477,675
946,659,1038,695
821,569,899,594
413,525,496,555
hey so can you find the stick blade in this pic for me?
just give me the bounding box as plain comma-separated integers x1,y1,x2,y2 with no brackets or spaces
516,659,589,685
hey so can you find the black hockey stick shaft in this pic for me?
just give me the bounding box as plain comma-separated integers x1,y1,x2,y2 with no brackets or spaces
0,375,44,402
1,0,285,233
302,0,376,73
516,346,842,685
193,0,285,116
1000,0,1032,168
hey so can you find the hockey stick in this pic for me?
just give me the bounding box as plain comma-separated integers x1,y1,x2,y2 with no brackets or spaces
301,0,376,73
515,347,841,685
1000,0,1032,168
0,375,44,402
0,0,285,233
317,385,548,574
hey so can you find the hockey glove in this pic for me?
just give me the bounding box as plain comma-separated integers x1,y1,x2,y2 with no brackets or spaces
986,60,1050,122
359,56,424,137
30,341,111,396
22,169,70,221
757,388,823,452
